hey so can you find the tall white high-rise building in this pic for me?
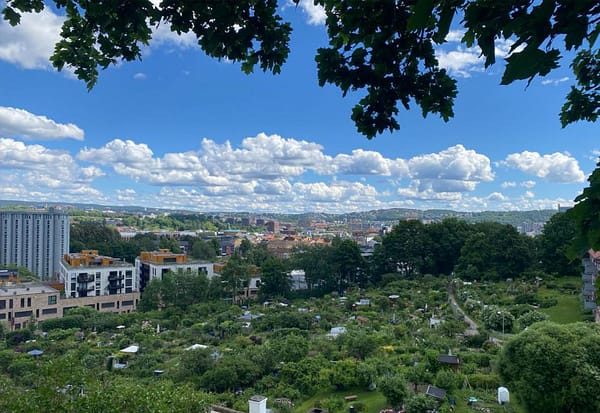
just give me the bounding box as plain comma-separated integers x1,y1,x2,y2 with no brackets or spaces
0,209,70,280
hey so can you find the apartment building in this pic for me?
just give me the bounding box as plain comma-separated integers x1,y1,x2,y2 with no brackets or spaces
59,250,136,298
135,249,215,291
0,283,139,331
583,249,600,311
0,209,70,280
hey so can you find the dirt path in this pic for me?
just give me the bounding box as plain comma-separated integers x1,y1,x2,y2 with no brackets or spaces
448,286,479,336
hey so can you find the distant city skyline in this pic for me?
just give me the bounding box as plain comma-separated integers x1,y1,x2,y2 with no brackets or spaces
0,3,598,213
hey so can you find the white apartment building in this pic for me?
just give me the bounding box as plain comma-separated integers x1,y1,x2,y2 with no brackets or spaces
59,250,136,298
135,249,215,291
0,209,70,280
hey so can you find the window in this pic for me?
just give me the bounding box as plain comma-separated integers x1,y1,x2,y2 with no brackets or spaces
48,295,57,305
20,298,24,307
42,308,57,315
27,298,31,307
15,310,32,318
0,300,5,310
122,300,134,306
101,302,115,309
125,279,132,287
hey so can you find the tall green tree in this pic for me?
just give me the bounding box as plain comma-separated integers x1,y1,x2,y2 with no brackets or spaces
292,244,335,293
425,218,473,275
3,1,599,137
374,220,430,277
138,270,209,310
455,222,534,281
378,374,408,409
331,238,367,290
191,239,216,261
259,256,291,299
220,254,250,304
568,160,600,256
537,212,579,276
70,222,120,251
158,237,181,253
498,322,600,413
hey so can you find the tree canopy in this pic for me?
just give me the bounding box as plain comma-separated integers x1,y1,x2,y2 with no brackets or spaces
567,159,600,255
3,0,599,137
498,322,600,413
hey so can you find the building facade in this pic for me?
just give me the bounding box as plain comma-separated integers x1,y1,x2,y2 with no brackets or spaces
0,209,70,280
0,283,139,331
135,249,215,291
583,249,600,311
59,250,137,298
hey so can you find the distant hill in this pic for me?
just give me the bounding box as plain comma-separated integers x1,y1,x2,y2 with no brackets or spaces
0,199,558,227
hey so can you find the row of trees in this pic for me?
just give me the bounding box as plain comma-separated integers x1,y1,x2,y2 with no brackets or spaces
284,213,578,299
71,208,581,309
70,222,221,263
372,213,580,282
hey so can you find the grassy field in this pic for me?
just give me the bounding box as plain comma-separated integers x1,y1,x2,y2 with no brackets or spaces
450,389,527,413
293,389,387,413
539,294,582,323
537,277,583,324
292,388,528,413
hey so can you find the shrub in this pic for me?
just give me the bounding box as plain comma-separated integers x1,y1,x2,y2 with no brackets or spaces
468,373,499,390
517,311,549,330
41,315,85,331
536,297,558,308
5,329,33,345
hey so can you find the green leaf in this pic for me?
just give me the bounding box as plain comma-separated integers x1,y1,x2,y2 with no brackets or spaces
2,7,21,26
501,47,560,85
407,0,435,31
433,6,455,44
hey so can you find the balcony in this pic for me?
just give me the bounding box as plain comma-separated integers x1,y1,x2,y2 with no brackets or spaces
77,274,94,283
108,274,125,281
77,285,95,293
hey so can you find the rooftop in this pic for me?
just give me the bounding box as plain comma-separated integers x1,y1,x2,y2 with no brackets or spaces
63,250,133,268
0,284,59,297
426,385,447,399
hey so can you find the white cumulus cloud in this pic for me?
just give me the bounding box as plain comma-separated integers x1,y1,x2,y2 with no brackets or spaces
408,144,493,181
0,7,63,70
0,106,84,140
501,151,585,183
292,0,326,25
436,30,518,78
0,138,104,199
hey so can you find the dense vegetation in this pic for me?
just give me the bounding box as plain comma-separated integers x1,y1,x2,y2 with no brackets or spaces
1,210,592,412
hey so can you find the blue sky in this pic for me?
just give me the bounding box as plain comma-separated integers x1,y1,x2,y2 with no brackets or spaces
0,1,598,213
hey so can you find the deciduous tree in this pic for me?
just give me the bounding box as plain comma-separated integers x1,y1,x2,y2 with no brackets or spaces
498,322,600,413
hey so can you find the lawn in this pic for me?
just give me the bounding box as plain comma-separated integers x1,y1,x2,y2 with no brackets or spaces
537,277,583,324
539,294,582,324
451,389,526,413
293,389,387,413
